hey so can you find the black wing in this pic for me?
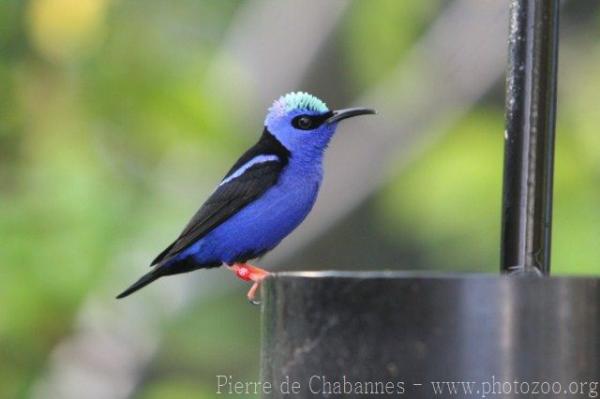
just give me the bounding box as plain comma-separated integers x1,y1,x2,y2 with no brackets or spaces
151,129,290,266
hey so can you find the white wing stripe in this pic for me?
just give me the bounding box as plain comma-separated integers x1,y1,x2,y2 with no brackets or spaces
219,155,280,186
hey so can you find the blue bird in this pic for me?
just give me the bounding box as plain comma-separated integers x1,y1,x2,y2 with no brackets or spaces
117,92,375,302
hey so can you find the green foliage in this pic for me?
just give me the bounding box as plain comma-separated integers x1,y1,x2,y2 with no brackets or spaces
378,110,504,271
342,0,437,91
378,100,600,275
0,1,242,397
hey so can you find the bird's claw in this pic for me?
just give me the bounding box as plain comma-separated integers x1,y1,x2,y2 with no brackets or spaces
247,281,262,305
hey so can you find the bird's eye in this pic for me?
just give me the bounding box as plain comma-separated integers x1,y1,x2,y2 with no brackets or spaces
298,117,312,129
292,115,314,130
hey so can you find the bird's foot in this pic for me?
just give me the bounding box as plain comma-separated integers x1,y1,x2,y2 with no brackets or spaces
227,263,269,305
246,281,262,305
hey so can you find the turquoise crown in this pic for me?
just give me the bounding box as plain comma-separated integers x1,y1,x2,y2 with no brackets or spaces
269,92,328,115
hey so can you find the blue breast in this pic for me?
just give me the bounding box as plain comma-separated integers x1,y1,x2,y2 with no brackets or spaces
177,158,322,265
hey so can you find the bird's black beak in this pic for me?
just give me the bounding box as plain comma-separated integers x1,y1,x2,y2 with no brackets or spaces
326,107,376,124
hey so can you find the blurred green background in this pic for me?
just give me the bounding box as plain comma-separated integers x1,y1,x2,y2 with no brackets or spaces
1,0,599,398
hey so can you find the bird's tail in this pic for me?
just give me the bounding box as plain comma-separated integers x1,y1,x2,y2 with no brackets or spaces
116,268,163,299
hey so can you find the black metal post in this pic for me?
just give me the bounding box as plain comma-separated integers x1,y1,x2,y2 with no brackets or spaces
501,0,559,275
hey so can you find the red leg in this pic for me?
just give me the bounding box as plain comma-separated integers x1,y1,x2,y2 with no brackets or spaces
247,282,261,304
227,263,270,304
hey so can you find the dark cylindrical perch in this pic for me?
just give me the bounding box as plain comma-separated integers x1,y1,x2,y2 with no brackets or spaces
261,272,600,398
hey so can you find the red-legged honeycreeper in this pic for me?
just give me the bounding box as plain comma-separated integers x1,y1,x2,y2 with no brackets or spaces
117,92,375,302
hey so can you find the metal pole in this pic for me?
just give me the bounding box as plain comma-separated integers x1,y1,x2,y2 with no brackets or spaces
501,0,559,275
